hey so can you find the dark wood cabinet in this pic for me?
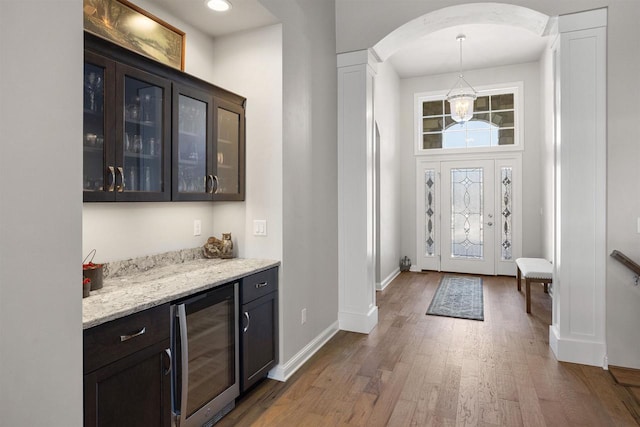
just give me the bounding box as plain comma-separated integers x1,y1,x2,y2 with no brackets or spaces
83,52,171,202
172,83,214,200
213,99,245,201
84,32,245,203
240,268,278,392
84,304,171,426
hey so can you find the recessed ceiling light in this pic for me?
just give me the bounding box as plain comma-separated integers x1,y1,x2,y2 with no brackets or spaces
206,0,232,12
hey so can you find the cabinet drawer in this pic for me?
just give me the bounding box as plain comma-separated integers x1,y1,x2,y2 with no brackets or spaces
241,267,278,303
84,304,170,373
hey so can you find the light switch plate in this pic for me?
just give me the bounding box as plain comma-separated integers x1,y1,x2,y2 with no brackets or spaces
253,220,267,236
193,219,202,236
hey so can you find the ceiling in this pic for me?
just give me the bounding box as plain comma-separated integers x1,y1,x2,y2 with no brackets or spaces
388,23,550,79
151,0,279,38
149,1,549,79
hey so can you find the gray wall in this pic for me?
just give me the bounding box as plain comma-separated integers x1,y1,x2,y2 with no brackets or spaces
374,61,402,285
0,1,83,424
260,0,339,362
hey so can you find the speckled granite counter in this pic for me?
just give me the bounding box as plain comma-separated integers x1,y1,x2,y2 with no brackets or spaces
83,257,279,329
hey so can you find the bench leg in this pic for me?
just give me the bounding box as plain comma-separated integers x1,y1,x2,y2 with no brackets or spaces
526,278,531,314
544,283,549,293
517,266,522,291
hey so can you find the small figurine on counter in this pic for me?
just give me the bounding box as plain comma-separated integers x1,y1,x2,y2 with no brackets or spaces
203,233,234,259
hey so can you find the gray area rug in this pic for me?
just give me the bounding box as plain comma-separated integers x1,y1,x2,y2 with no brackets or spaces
426,275,484,321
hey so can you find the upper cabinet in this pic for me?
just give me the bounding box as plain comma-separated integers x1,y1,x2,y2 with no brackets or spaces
214,99,245,201
83,53,171,202
84,33,245,203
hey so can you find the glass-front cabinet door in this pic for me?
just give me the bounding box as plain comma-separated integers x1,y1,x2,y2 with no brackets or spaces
214,99,245,201
115,64,171,201
84,38,245,203
83,52,115,202
172,85,214,201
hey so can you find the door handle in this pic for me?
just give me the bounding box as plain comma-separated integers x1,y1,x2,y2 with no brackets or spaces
243,311,250,333
107,166,115,192
115,167,125,192
163,348,171,376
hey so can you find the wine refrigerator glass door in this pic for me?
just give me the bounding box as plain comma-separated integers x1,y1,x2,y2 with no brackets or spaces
172,283,239,427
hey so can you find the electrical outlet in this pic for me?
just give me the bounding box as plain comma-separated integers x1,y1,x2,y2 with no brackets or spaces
193,219,201,236
301,308,307,325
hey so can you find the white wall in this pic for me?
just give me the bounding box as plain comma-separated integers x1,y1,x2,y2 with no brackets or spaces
260,0,339,365
374,61,402,285
0,1,83,424
540,40,556,262
206,25,283,262
399,61,543,266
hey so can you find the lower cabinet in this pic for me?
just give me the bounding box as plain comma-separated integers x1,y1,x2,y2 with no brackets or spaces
83,304,171,427
240,267,279,392
83,267,280,425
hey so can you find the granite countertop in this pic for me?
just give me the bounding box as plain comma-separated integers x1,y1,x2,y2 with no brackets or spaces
83,257,279,329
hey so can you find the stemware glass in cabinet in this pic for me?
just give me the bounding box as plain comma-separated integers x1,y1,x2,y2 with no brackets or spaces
83,52,115,201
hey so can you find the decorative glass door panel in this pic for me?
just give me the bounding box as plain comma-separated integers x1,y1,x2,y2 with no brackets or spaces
441,160,495,275
417,157,520,275
122,76,164,194
450,168,484,259
214,99,245,201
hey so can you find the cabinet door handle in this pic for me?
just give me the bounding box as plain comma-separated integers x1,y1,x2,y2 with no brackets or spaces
206,174,213,194
243,311,250,333
212,175,219,194
115,167,125,192
255,282,268,289
119,327,146,342
163,348,171,376
107,166,115,192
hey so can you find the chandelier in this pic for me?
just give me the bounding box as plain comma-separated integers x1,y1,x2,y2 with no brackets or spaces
446,35,477,124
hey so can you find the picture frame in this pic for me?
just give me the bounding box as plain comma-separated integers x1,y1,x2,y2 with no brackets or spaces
83,0,185,70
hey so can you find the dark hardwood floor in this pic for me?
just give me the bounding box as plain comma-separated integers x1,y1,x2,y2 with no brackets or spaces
219,271,640,426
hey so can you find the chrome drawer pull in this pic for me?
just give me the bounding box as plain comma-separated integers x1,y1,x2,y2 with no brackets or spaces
255,282,268,289
120,327,146,342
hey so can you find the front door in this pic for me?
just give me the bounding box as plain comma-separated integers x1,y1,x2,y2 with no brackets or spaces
441,160,495,274
416,155,520,275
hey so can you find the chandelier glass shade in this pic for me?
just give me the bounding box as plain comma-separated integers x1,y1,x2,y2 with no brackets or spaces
446,35,477,123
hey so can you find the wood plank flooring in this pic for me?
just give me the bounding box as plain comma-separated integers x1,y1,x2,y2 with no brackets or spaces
218,272,640,426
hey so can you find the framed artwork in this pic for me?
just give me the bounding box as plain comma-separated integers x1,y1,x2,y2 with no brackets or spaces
83,0,185,70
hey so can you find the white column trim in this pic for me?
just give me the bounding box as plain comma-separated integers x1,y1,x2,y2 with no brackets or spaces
337,49,379,334
551,8,607,368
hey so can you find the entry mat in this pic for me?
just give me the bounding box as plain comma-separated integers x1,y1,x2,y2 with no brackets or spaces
426,275,484,321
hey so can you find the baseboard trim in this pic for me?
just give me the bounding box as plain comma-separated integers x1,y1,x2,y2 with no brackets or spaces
377,268,400,291
268,320,339,382
409,265,421,272
339,305,378,334
549,324,607,368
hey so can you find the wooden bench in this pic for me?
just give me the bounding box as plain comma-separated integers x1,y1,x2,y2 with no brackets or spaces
515,258,552,314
